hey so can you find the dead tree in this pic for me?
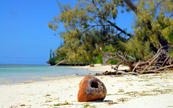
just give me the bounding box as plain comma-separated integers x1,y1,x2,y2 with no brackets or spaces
99,45,173,75
134,45,173,74
100,47,134,72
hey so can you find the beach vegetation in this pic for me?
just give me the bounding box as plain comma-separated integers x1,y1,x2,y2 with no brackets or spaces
118,89,124,93
117,97,129,103
124,88,172,98
145,84,154,86
153,89,172,94
83,104,90,108
82,104,96,108
107,94,114,96
54,102,71,106
48,0,173,66
107,102,118,105
47,54,65,65
45,94,51,97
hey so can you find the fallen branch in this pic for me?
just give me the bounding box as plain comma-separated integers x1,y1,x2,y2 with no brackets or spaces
132,61,140,72
161,55,170,67
142,50,162,72
99,45,173,75
100,47,134,72
140,65,173,74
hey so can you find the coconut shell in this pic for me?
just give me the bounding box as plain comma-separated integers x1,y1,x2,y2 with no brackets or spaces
77,75,107,102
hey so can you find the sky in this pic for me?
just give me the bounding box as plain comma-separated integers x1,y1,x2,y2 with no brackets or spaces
0,0,134,65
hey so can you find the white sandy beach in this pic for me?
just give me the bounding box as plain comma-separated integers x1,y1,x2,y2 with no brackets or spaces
0,65,173,108
71,64,129,72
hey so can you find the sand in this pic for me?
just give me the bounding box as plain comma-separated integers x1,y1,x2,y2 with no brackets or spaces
71,64,129,72
0,65,173,108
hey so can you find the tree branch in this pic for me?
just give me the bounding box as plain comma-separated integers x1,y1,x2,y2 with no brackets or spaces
123,0,152,30
82,23,133,38
82,24,112,33
123,0,137,14
106,20,133,38
91,0,133,38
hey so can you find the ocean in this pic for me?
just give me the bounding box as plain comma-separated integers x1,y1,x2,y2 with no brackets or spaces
0,65,100,84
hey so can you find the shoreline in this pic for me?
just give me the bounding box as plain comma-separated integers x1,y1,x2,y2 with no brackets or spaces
0,65,107,85
0,75,80,86
0,66,173,108
0,64,116,85
70,64,129,72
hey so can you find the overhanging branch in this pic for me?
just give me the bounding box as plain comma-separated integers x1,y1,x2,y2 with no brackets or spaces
107,20,133,38
82,24,133,39
91,0,133,38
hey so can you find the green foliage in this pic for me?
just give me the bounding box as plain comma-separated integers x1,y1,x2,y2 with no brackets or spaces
120,0,173,61
47,55,64,65
48,0,173,64
120,36,154,61
170,50,173,58
107,60,118,64
96,54,103,64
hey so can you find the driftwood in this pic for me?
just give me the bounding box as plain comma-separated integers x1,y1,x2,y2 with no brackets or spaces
100,48,134,72
54,59,67,66
99,45,173,75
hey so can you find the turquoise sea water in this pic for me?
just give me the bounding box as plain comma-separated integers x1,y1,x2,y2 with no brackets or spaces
0,65,100,84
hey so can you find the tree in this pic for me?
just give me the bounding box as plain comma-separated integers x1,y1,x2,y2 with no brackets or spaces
49,0,133,37
121,0,173,60
48,0,173,65
50,49,52,59
48,0,131,64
